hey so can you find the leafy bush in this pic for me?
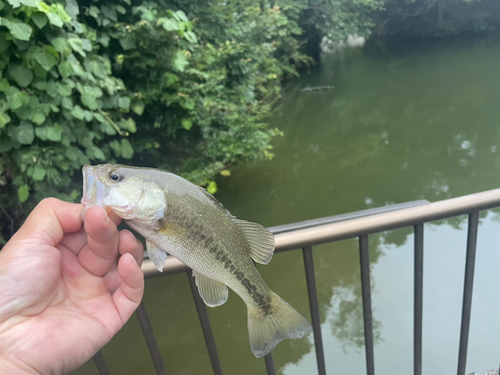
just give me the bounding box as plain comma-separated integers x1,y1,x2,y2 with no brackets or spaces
0,0,310,243
0,0,138,242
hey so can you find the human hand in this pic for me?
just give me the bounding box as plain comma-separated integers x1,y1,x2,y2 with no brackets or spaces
0,198,145,374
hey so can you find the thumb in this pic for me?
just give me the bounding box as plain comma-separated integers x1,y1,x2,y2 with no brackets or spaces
13,198,83,247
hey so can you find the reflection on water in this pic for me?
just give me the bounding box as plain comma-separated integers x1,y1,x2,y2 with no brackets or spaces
72,35,500,375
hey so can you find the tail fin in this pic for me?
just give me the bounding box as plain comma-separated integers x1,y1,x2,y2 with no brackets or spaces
248,292,313,357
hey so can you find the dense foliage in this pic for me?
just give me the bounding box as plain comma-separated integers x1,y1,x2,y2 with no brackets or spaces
1,0,499,243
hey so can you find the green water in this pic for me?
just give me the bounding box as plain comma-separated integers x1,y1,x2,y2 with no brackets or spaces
72,35,500,375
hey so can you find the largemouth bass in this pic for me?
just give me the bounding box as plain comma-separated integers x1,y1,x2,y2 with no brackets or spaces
81,164,312,357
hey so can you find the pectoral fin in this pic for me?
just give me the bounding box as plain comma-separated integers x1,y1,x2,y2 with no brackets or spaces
146,240,168,272
234,219,275,264
192,271,229,307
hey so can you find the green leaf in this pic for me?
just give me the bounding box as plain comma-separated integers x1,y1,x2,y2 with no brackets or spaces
94,147,105,160
0,111,10,127
184,31,197,44
8,63,33,87
46,12,63,27
61,96,72,109
121,139,134,159
64,0,79,18
65,147,78,161
206,181,217,194
8,22,32,41
182,118,193,130
118,97,130,110
57,83,72,96
32,112,45,125
6,86,29,109
131,100,145,115
0,78,9,91
119,38,135,51
35,126,47,140
164,72,178,87
71,105,84,120
31,12,47,28
20,0,39,7
115,5,126,14
32,165,46,181
68,38,85,57
81,91,97,109
172,50,188,72
7,0,21,8
34,46,59,71
18,184,29,203
174,10,188,22
58,61,73,78
37,1,49,12
181,98,195,110
46,124,62,141
0,32,12,52
9,121,34,144
121,118,136,133
160,18,178,31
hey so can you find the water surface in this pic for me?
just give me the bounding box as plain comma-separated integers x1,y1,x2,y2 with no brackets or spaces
72,35,500,375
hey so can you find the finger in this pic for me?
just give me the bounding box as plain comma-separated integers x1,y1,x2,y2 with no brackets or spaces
58,227,87,255
118,230,144,266
78,206,119,276
103,231,143,293
112,253,144,325
109,212,122,226
13,198,82,248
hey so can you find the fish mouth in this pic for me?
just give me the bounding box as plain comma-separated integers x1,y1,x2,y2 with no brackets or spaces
81,165,106,209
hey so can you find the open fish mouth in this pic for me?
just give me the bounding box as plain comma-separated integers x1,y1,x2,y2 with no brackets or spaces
81,165,106,209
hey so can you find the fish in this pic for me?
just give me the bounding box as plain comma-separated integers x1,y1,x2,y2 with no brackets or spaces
81,164,312,357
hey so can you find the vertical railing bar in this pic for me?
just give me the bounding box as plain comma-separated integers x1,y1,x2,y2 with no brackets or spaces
187,270,224,375
264,353,276,375
457,211,479,375
92,350,111,375
359,235,375,375
136,301,168,375
414,224,424,375
302,246,327,375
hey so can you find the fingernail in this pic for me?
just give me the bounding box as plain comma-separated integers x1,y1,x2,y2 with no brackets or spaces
126,252,139,266
96,205,110,223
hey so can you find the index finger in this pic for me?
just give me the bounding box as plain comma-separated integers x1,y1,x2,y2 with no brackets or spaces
78,206,120,276
14,198,83,247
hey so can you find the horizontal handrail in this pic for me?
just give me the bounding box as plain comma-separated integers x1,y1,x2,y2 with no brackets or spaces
141,188,500,277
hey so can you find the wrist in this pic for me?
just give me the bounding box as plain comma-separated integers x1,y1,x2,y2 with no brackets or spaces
0,354,41,375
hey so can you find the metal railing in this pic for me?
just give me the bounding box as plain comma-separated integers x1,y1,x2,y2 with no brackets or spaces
91,188,500,375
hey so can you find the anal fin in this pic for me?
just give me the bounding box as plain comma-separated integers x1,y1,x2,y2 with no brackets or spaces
192,271,229,307
147,240,168,272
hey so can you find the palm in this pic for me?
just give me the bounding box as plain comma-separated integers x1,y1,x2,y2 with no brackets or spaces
0,199,144,374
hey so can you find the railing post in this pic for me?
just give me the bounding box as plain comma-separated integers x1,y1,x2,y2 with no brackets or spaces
414,224,424,375
187,271,224,375
93,350,110,375
302,246,327,375
264,353,276,375
359,235,375,375
457,212,479,375
136,301,168,375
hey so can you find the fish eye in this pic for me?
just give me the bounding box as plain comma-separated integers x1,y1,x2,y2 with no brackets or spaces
108,171,123,182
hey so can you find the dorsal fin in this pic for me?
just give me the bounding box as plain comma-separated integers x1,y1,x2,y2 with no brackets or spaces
197,186,235,218
233,219,275,264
